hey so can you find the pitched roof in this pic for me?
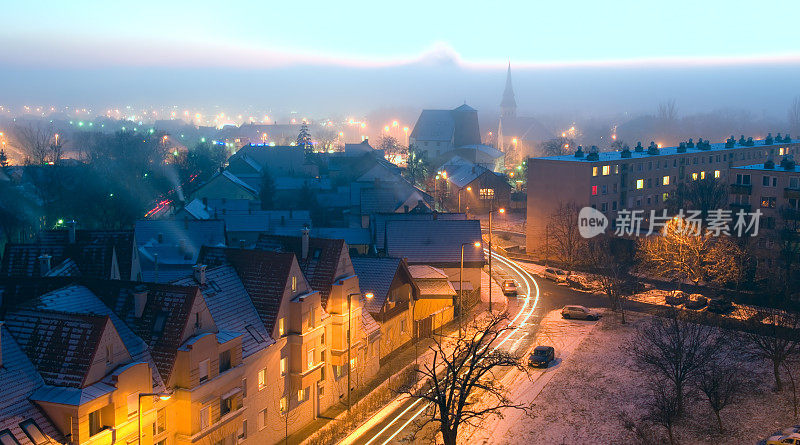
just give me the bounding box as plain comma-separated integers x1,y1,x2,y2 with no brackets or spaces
38,229,136,280
135,219,226,281
408,265,456,297
199,247,295,334
371,212,467,250
174,265,273,358
0,243,117,279
440,161,496,188
385,219,484,265
4,309,109,388
350,257,401,313
410,105,481,147
89,282,200,384
255,235,348,309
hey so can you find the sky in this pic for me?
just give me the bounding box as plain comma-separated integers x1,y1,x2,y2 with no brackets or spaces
2,0,799,117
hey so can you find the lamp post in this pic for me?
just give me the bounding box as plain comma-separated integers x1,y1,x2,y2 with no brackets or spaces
346,292,373,414
459,241,481,337
138,391,172,445
488,204,506,312
458,186,472,213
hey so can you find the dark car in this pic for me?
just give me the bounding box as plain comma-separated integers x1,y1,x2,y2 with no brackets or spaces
502,280,518,296
528,346,555,368
707,297,734,314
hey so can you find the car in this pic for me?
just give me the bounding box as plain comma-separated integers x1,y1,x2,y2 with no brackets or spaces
665,290,688,306
561,305,599,320
767,432,800,445
541,268,568,283
707,297,734,314
528,346,555,368
502,280,518,296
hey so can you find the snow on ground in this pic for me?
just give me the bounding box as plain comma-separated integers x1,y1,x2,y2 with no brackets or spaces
486,312,799,445
481,270,509,307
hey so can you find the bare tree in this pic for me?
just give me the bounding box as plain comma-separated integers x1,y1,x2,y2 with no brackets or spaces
538,137,575,156
638,217,743,288
585,235,636,323
546,202,585,272
11,123,55,165
789,96,800,136
665,177,728,223
657,99,678,122
628,310,723,412
400,314,527,445
697,361,743,432
777,206,800,300
744,307,800,391
645,382,681,445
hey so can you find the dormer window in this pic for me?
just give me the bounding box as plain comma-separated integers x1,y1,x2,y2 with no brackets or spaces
105,344,113,364
291,276,297,292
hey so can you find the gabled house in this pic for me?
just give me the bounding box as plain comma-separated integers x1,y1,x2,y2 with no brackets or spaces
350,257,418,363
135,218,226,282
190,170,259,203
408,265,456,338
439,156,511,212
37,227,141,281
1,243,121,280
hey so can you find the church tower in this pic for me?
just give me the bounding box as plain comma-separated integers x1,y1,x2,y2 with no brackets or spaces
500,62,517,119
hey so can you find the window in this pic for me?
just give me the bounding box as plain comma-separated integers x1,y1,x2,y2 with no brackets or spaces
333,365,344,379
105,344,113,364
691,173,698,180
763,175,771,186
601,202,608,212
280,397,288,413
592,166,598,176
200,407,210,430
241,378,247,398
278,318,285,336
479,188,495,200
220,395,233,416
615,164,619,174
20,421,47,445
219,349,232,374
88,409,103,436
127,392,140,417
602,165,610,175
662,193,669,202
257,369,266,390
591,185,598,196
259,408,268,430
714,170,720,178
297,387,310,403
736,174,751,185
761,197,777,208
239,420,248,441
700,171,706,180
662,175,669,186
306,309,315,330
401,320,406,333
156,408,166,434
601,185,607,195
635,179,644,190
612,201,617,210
307,349,315,369
291,276,297,292
0,430,19,445
199,359,210,383
280,358,287,376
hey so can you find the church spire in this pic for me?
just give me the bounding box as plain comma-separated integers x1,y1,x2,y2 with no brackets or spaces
500,61,517,119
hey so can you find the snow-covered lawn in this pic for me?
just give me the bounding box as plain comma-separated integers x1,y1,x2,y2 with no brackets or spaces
492,312,798,444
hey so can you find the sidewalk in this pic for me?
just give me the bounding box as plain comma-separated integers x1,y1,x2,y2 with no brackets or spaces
290,272,503,445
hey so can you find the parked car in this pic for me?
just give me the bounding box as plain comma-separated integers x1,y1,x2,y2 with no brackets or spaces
541,268,568,283
528,346,555,368
561,305,600,320
767,432,800,445
707,297,734,314
502,280,518,296
566,274,591,290
684,294,708,310
665,290,688,306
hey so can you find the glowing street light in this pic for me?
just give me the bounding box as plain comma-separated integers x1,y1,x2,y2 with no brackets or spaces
139,392,172,445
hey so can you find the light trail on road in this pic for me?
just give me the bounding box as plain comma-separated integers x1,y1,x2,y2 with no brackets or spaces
358,250,540,445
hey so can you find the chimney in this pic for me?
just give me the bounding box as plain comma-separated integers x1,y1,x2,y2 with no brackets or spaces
301,227,310,260
133,285,148,318
38,254,51,276
67,220,77,244
193,264,207,286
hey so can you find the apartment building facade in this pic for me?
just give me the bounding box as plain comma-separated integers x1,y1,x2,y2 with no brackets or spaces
527,136,800,252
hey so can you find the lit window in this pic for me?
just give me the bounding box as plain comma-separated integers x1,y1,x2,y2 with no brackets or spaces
636,179,644,189
89,409,103,436
662,176,669,186
592,166,598,176
307,349,315,369
280,397,288,413
291,276,297,292
591,185,598,195
280,358,287,376
781,147,786,156
297,387,309,403
662,193,669,202
278,318,285,336
258,369,266,390
691,173,698,180
602,165,610,175
700,171,706,179
479,188,494,200
714,170,720,178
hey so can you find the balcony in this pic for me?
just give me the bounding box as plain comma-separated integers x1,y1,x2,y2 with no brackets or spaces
785,187,800,199
730,183,752,195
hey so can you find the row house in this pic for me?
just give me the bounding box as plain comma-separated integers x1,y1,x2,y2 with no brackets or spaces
527,135,800,252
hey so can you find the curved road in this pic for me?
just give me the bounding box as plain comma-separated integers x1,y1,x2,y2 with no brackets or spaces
341,250,541,445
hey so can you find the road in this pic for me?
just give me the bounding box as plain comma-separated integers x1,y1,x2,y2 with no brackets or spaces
342,250,542,445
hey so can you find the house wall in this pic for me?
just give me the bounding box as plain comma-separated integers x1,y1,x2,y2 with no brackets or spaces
192,175,257,203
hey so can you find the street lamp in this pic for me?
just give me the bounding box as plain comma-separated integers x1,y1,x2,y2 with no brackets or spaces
459,241,482,337
139,391,172,445
459,186,472,213
347,292,373,414
488,205,505,312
